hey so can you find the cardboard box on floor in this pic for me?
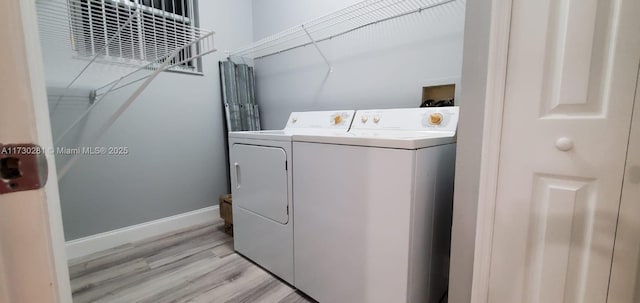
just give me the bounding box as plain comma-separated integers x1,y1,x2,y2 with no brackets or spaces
219,194,233,236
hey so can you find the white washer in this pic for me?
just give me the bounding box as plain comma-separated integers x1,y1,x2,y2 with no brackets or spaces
228,110,355,285
292,107,459,303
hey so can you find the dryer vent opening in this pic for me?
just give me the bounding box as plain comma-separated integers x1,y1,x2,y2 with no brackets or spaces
421,84,455,107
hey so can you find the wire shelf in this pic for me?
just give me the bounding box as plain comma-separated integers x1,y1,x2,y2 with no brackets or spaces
228,0,458,60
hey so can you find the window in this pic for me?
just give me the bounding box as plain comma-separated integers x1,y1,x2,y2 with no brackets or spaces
69,0,201,73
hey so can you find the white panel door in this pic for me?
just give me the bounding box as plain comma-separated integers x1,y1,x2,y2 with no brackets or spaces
488,0,640,302
231,144,289,224
607,70,640,303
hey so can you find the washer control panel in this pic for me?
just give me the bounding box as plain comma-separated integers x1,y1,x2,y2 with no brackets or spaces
352,107,459,133
426,113,443,126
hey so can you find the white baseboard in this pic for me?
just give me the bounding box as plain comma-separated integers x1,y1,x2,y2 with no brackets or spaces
65,206,220,260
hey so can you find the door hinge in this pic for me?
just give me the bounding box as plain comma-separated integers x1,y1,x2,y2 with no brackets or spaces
0,143,48,195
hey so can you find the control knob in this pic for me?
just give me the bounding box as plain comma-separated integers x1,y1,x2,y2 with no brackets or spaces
429,113,443,125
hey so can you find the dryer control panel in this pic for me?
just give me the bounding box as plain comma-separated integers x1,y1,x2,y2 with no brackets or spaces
285,110,356,130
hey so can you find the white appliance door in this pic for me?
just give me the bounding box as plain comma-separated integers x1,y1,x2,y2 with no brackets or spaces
489,0,640,302
231,144,289,224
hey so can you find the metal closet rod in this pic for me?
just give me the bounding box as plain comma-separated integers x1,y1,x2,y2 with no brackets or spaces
229,0,458,60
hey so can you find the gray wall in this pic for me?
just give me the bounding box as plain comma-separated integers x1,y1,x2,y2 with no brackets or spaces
250,0,466,129
41,0,254,240
448,0,493,302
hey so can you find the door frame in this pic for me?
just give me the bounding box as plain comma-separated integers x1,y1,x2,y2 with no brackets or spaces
0,1,72,302
607,64,640,302
455,0,513,302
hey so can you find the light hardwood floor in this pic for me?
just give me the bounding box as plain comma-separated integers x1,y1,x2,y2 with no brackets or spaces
68,219,315,303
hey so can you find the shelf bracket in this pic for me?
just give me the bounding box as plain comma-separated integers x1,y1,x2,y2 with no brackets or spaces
301,24,333,72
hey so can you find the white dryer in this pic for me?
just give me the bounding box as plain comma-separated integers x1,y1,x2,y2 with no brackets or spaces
228,110,355,285
291,107,459,303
